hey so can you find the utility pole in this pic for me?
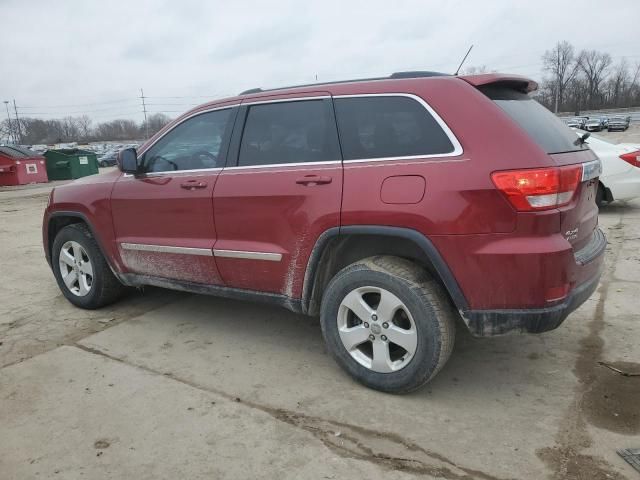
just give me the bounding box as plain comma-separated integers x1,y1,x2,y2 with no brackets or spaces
140,88,149,139
3,101,14,144
13,99,22,144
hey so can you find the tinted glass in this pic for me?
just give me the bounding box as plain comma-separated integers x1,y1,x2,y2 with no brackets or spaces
238,100,340,167
143,109,232,172
480,86,587,154
333,96,454,160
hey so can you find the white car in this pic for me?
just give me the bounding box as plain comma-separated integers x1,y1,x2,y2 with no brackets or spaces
575,131,640,205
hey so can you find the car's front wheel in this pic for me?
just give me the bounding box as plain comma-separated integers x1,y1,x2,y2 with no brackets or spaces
320,256,456,393
52,224,125,309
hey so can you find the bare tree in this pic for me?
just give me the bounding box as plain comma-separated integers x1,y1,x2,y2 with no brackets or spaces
144,113,171,136
76,115,92,141
59,116,81,141
0,119,12,143
461,65,491,75
578,49,612,109
542,41,580,112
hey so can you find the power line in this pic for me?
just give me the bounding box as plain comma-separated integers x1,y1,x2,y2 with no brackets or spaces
17,104,141,115
16,110,144,120
18,98,137,109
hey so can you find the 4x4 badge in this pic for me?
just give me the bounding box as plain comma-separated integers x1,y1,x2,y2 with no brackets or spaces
565,227,579,241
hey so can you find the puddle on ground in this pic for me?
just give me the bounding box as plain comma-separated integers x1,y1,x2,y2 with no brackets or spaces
583,361,640,435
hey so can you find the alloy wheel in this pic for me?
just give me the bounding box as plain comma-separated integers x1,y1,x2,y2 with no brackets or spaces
58,240,93,296
337,286,418,373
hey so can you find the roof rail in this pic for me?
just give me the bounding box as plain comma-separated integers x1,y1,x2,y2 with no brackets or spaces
239,88,263,95
390,71,449,78
237,71,450,95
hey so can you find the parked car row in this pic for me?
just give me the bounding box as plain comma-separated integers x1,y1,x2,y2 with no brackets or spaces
566,115,630,132
98,144,140,168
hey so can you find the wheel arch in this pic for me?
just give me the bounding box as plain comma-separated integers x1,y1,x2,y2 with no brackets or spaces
302,226,468,316
46,211,122,279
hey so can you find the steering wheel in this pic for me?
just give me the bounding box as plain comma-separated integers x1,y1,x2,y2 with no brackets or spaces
191,150,218,168
147,155,178,172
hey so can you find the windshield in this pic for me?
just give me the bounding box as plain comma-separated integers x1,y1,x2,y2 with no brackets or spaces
480,85,588,154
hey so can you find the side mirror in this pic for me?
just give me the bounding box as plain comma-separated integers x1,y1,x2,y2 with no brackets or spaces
117,148,139,174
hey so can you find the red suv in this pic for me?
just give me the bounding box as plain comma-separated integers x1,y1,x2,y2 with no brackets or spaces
43,72,605,393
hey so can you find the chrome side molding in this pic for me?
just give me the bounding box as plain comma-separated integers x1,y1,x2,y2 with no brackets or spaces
120,243,282,262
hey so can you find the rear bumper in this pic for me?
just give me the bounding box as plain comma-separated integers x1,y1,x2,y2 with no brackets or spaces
459,228,606,336
461,270,601,336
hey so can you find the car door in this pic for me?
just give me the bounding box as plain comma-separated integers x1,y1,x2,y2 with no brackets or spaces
212,95,343,298
111,105,237,284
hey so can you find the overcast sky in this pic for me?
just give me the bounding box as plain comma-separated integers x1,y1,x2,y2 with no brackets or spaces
1,0,639,123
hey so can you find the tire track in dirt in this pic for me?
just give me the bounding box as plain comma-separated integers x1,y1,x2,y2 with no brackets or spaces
74,343,512,480
537,215,637,480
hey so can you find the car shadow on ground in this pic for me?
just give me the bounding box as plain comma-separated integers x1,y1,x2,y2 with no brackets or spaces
598,200,640,214
95,288,574,403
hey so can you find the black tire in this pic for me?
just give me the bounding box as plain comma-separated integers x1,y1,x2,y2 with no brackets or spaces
100,161,107,168
320,256,456,394
52,223,125,309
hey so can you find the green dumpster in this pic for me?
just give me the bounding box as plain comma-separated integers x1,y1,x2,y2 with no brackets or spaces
44,149,99,180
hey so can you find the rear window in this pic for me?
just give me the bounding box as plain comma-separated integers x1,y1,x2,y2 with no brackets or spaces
480,85,587,154
333,96,455,160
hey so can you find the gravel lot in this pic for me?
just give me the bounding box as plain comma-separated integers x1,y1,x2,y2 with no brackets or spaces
1,142,639,479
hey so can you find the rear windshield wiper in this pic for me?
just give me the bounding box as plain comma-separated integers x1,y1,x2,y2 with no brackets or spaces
574,132,590,146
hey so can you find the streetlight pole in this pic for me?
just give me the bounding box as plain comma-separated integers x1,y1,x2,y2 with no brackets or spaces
3,100,14,144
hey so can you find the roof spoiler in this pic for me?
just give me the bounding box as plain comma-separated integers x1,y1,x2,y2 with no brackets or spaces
459,73,538,93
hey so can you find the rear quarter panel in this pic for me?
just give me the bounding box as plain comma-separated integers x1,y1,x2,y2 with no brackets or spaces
332,77,557,236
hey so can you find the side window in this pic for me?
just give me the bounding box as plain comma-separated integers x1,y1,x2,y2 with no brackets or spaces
334,96,455,160
143,108,232,173
238,100,340,167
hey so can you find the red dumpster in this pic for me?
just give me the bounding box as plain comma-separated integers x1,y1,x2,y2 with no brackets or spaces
0,146,49,186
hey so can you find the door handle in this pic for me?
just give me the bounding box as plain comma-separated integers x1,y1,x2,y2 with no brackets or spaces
295,175,332,186
180,180,208,190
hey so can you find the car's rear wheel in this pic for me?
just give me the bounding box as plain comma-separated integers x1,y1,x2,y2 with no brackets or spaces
52,223,125,309
320,256,456,393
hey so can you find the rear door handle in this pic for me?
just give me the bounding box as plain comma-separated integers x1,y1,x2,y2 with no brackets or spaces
180,180,208,190
295,175,332,186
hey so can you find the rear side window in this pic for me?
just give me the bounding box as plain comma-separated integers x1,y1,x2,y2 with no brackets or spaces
333,96,455,160
480,85,587,154
238,100,341,167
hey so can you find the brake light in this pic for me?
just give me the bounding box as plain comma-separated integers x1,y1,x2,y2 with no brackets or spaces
620,151,640,168
491,165,582,211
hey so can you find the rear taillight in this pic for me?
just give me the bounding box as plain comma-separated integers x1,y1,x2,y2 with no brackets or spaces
491,165,582,211
620,151,640,168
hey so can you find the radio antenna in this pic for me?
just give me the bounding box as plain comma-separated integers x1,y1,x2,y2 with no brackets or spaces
454,44,474,76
